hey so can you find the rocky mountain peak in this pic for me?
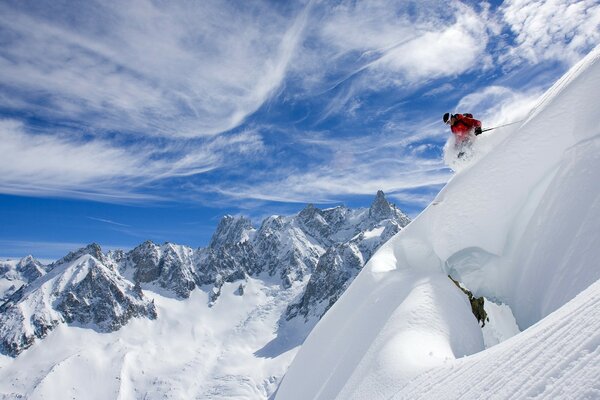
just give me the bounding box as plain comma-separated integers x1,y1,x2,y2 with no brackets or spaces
53,243,105,267
0,254,157,356
209,215,254,249
16,255,35,268
298,203,322,220
0,191,413,357
297,204,330,241
368,190,394,220
257,215,285,233
16,255,46,283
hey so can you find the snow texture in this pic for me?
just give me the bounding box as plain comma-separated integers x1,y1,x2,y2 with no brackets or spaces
0,193,408,399
276,45,600,400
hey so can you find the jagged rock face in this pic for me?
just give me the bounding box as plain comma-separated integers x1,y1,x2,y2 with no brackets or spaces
0,191,411,356
198,241,256,283
250,215,323,288
0,256,48,301
52,243,107,267
369,190,395,219
253,216,286,276
365,190,411,228
129,241,162,283
15,256,47,283
297,204,332,244
126,242,198,298
107,249,126,264
287,193,410,321
0,305,58,357
0,253,156,357
56,258,157,331
158,245,198,298
209,215,254,249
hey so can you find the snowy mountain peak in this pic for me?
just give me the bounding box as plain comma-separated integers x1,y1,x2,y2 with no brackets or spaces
209,215,254,249
0,254,156,356
297,203,332,242
368,190,393,219
53,242,105,267
0,256,48,302
15,255,46,282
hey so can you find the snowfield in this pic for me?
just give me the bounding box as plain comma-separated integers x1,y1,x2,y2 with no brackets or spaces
0,277,307,400
276,45,600,400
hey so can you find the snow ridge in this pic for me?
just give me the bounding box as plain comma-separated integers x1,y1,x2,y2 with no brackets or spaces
276,45,600,400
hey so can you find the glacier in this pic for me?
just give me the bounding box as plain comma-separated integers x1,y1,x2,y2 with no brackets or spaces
276,45,600,399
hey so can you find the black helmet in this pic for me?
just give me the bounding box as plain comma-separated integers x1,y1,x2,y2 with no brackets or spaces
443,113,451,123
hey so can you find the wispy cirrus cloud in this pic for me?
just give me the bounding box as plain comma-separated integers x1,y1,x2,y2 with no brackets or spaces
87,217,131,228
203,124,451,208
456,85,544,128
500,0,600,65
0,119,264,201
290,1,491,96
1,0,598,215
0,0,308,138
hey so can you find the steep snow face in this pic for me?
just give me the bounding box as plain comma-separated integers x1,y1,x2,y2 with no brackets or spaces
395,279,600,399
277,46,600,400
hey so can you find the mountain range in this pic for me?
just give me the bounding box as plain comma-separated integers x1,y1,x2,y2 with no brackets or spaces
0,191,409,362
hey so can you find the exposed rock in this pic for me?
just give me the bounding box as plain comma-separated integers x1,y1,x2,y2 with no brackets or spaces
287,193,409,322
235,283,245,296
52,243,107,267
0,191,411,355
15,256,47,283
0,251,156,357
449,275,489,327
126,241,198,298
209,215,254,249
1,256,48,301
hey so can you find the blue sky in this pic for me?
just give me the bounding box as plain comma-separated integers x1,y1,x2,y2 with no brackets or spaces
1,0,599,260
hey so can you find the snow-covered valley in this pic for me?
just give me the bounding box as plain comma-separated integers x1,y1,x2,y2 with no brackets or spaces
1,278,304,399
0,192,410,399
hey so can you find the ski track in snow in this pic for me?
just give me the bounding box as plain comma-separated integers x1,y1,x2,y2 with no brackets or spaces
397,279,600,399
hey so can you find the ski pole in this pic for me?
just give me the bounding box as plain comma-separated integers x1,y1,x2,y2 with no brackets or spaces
481,119,525,133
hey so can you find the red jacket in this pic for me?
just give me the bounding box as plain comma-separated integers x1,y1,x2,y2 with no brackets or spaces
451,114,481,141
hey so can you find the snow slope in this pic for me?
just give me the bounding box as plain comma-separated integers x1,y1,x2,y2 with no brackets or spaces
0,278,306,400
276,45,600,400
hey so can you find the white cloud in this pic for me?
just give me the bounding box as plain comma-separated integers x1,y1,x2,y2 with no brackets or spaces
204,128,451,206
500,0,600,65
373,5,490,80
293,1,490,91
0,0,308,138
456,85,543,128
284,0,491,121
0,119,263,200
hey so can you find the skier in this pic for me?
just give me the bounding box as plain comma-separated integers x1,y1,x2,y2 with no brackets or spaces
443,113,482,158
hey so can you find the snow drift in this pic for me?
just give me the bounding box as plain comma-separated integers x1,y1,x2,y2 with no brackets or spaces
276,46,600,400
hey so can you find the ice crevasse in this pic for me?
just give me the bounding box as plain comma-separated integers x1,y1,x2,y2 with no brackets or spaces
276,45,600,400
